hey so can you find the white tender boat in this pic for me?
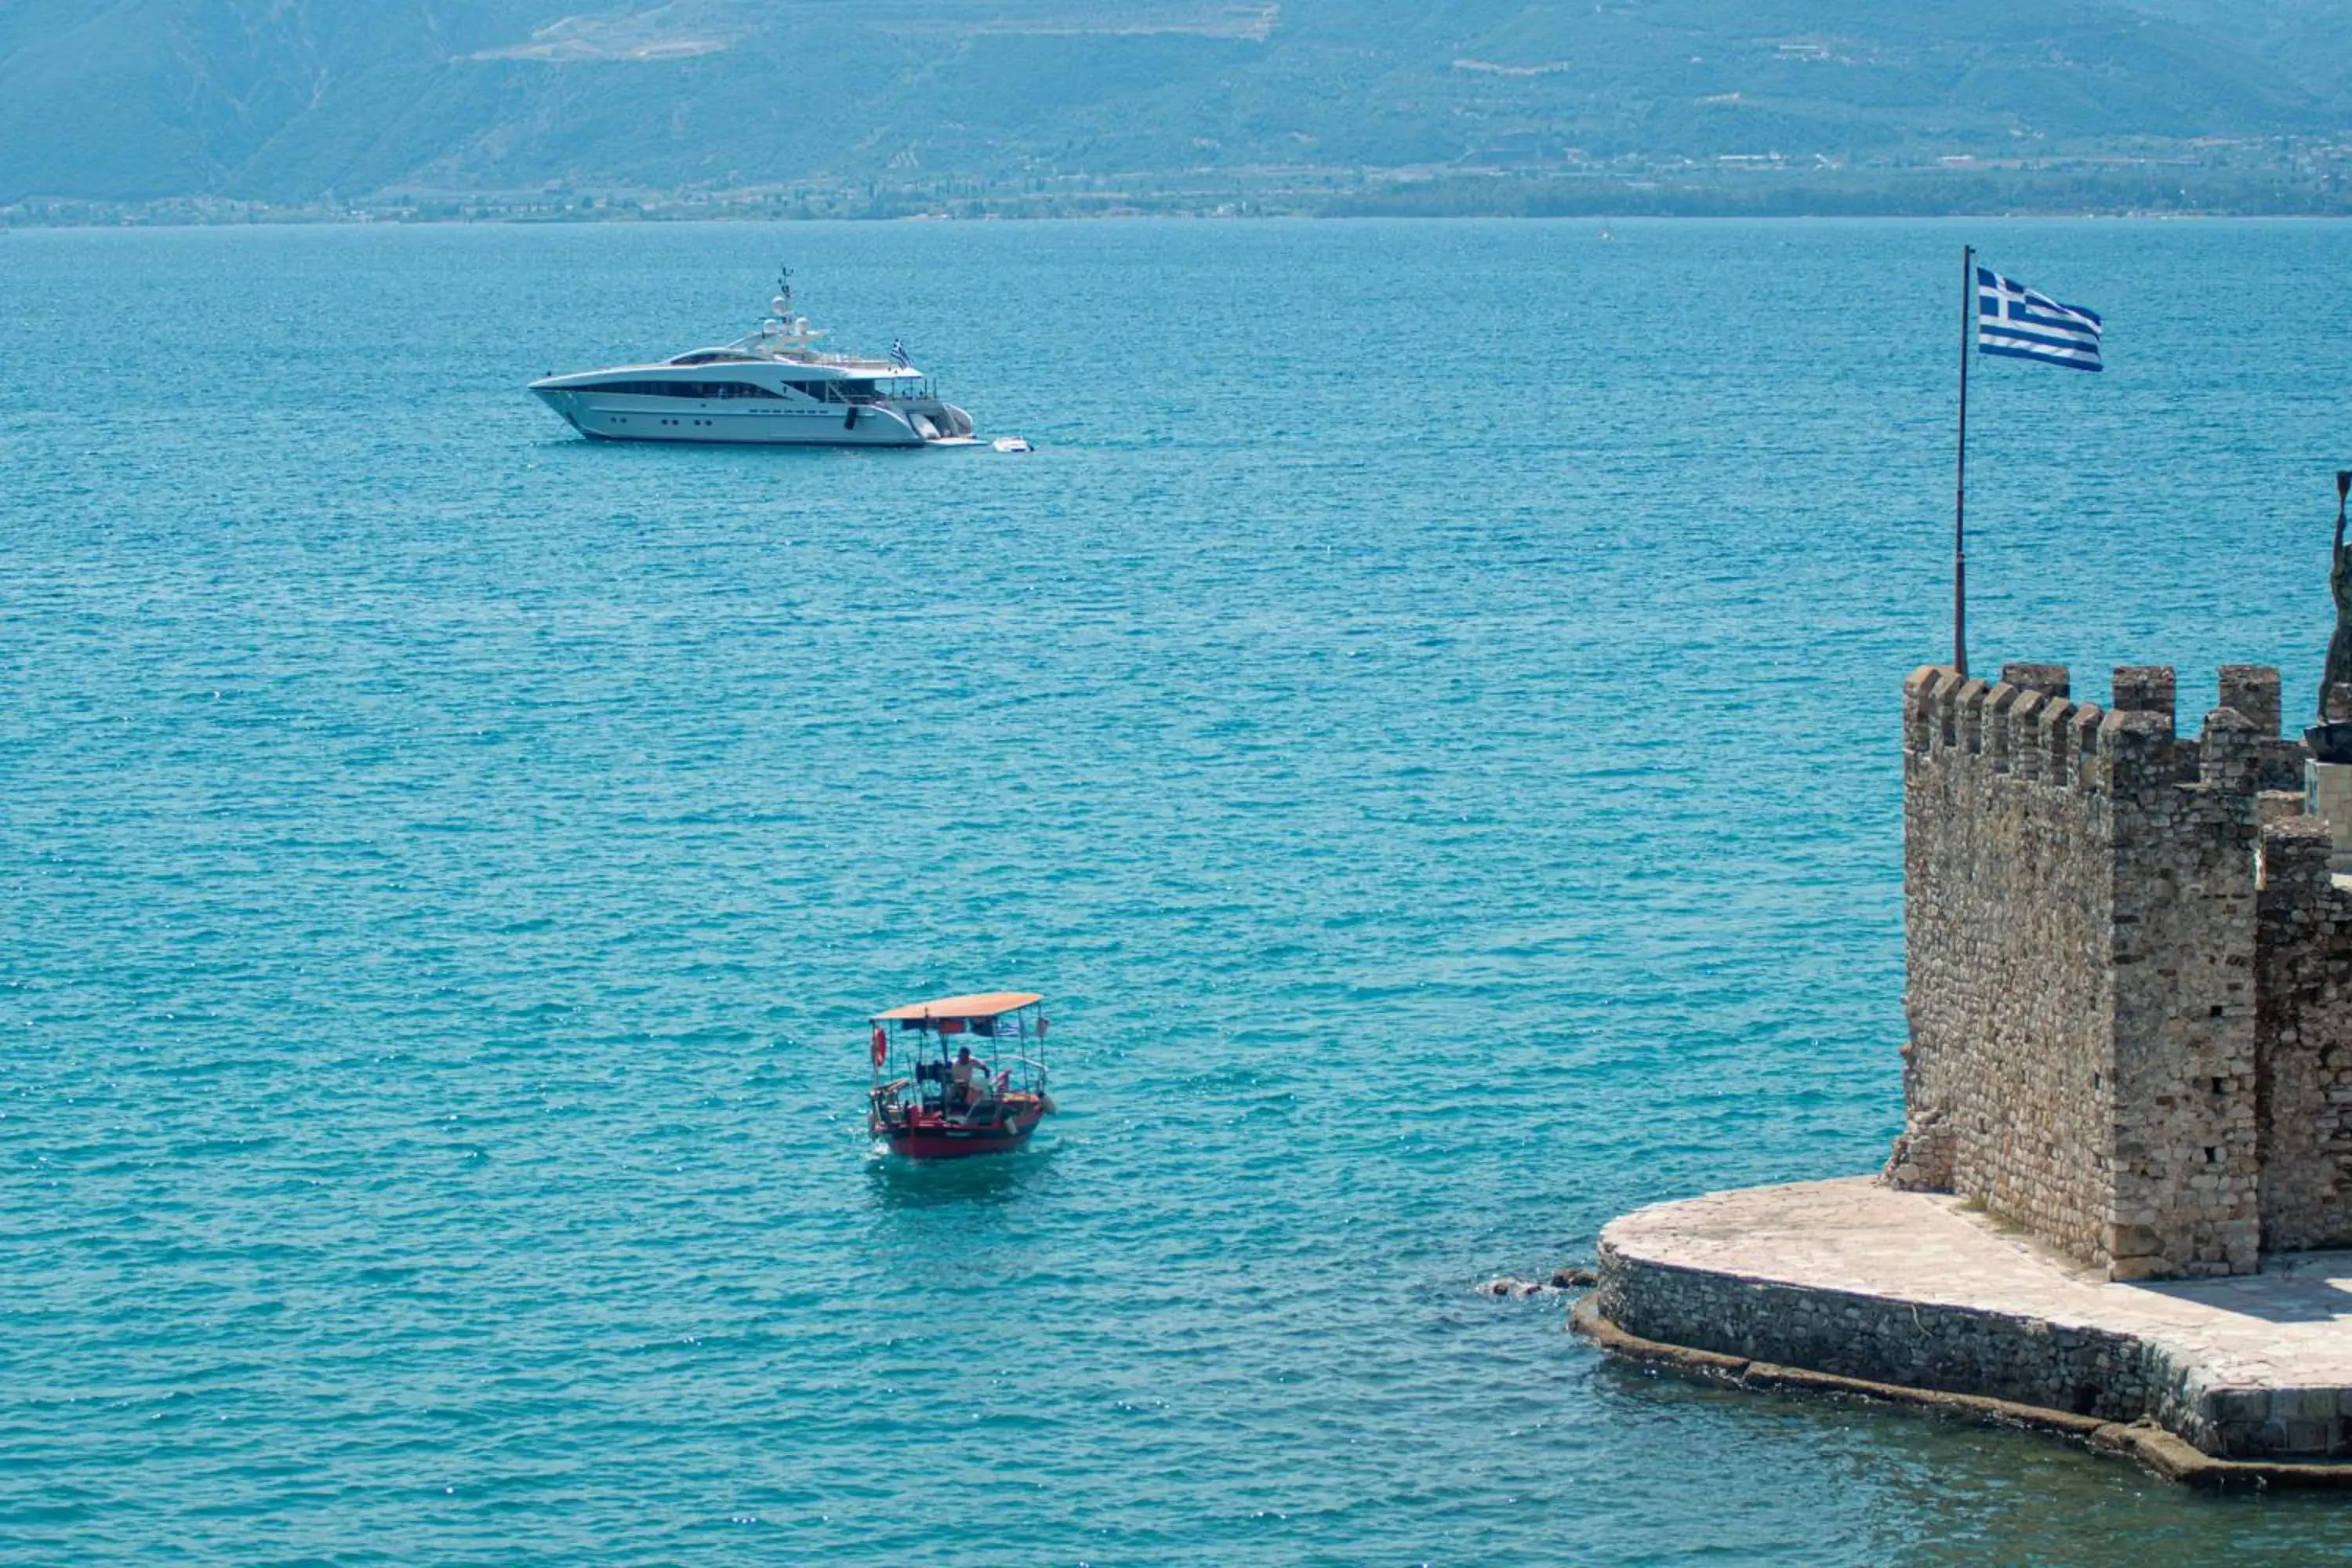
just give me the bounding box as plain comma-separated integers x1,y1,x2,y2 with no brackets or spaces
529,270,978,448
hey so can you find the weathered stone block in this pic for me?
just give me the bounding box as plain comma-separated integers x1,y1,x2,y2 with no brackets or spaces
2111,665,2177,724
2003,662,2071,699
2287,1386,2343,1421
2205,1386,2270,1426
2218,665,2282,738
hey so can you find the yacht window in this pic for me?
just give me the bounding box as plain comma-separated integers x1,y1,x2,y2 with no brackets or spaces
587,379,781,399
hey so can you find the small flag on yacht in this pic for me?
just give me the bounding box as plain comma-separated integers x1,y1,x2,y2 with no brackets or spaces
890,339,912,368
1976,267,2103,372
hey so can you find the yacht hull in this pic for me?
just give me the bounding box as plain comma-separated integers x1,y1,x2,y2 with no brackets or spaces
536,389,947,447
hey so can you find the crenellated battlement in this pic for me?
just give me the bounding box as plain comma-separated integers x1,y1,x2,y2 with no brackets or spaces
1905,666,2108,790
1904,660,2301,802
1891,655,2352,1279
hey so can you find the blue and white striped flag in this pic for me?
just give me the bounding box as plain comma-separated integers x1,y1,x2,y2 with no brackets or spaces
1976,267,2103,372
889,339,912,369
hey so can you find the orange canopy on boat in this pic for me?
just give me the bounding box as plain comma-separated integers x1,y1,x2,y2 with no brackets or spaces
871,991,1043,1022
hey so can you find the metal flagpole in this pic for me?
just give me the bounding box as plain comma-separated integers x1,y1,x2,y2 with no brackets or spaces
1955,244,1972,678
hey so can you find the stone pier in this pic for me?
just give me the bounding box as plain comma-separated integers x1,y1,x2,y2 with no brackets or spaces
1580,1177,2352,1482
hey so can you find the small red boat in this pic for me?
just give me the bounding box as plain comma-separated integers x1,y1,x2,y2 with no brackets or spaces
867,991,1056,1160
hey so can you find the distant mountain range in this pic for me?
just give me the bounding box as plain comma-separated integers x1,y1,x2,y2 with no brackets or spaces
9,1,2352,215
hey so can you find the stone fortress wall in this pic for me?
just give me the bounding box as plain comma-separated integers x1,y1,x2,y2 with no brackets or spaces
2255,814,2352,1252
1886,658,2352,1279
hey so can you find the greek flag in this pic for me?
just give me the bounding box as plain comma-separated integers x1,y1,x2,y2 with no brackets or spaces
1976,267,2103,372
889,339,912,369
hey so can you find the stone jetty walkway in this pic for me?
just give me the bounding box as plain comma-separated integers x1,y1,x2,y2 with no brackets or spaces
1584,1177,2352,1482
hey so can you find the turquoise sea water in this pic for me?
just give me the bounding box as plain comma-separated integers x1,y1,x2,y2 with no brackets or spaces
6,217,2352,1563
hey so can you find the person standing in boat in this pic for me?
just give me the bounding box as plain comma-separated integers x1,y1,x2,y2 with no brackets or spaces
949,1045,991,1112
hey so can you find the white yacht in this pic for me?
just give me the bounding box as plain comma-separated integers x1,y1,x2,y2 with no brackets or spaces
529,271,978,448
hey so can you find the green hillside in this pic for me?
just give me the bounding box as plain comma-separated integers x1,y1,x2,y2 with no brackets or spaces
8,0,2352,212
